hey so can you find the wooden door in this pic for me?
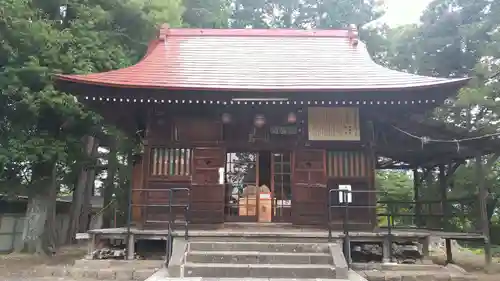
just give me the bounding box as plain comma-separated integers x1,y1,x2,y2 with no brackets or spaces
271,152,293,222
191,147,225,223
292,149,327,225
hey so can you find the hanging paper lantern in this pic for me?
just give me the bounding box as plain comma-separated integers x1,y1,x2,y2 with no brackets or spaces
287,112,297,124
221,113,232,124
254,114,266,128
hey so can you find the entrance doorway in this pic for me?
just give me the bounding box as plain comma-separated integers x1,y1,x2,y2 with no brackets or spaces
224,152,259,222
271,152,292,222
223,151,292,223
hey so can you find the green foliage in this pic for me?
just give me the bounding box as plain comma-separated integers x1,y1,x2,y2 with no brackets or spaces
182,0,231,28
230,0,384,29
375,170,414,227
0,0,185,192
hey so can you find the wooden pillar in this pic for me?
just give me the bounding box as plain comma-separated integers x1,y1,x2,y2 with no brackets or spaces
439,164,453,264
413,168,421,227
476,153,492,267
439,164,448,229
445,239,453,264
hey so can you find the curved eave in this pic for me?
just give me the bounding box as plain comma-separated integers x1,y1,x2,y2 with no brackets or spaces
55,73,471,93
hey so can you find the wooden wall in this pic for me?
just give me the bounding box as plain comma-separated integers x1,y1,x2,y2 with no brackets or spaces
130,105,376,230
132,108,225,227
131,157,143,223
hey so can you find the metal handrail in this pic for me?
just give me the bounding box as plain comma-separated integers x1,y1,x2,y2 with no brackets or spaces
127,187,191,265
327,189,392,267
377,197,480,233
131,187,191,237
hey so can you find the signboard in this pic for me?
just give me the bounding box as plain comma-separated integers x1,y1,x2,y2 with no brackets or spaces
308,107,360,141
338,184,352,203
270,126,298,135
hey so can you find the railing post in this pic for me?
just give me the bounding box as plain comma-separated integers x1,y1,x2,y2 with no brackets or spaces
185,188,190,240
328,189,332,242
165,189,174,266
343,191,351,267
386,207,393,263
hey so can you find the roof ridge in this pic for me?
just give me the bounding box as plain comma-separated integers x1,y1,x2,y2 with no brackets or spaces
157,25,358,40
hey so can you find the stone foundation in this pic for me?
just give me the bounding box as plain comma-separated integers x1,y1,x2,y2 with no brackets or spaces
29,260,161,281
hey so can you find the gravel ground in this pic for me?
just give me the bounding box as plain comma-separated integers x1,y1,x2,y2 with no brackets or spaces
430,237,500,280
0,245,87,279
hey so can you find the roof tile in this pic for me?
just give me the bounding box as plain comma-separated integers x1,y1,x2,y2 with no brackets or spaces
56,28,469,91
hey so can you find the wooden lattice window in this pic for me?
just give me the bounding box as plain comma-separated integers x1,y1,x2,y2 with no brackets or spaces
327,151,368,178
150,148,192,177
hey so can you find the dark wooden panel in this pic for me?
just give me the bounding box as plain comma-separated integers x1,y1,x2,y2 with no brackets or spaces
148,112,173,140
146,181,191,203
136,181,191,227
143,181,225,225
191,184,225,202
192,147,225,185
176,118,222,142
190,184,225,223
294,171,325,184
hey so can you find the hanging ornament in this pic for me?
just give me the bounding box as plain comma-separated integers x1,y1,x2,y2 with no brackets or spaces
254,114,266,128
287,112,297,124
221,113,232,124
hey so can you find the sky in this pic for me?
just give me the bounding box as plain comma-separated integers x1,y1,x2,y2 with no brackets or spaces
382,0,434,26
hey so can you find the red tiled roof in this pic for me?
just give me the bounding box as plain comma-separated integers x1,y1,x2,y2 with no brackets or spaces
56,27,469,92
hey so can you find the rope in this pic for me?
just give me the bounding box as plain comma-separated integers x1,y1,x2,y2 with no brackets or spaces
391,125,500,143
391,125,500,152
90,198,116,222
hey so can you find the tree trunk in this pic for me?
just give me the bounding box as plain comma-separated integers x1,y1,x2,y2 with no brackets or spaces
17,160,57,255
65,136,96,244
45,162,59,251
79,138,99,232
102,139,117,228
79,168,95,232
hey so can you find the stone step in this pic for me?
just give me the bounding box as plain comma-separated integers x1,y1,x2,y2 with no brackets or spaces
186,250,332,264
188,236,334,243
188,241,329,253
182,263,336,278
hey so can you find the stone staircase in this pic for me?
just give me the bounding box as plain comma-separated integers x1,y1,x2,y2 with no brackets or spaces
167,237,350,280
